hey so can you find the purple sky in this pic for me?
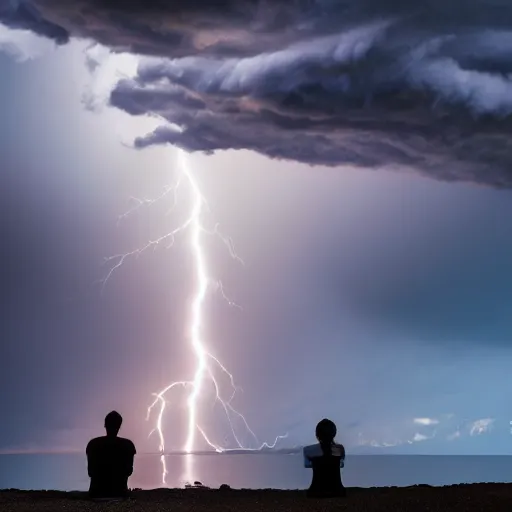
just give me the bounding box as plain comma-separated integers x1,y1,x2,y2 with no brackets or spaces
2,2,512,456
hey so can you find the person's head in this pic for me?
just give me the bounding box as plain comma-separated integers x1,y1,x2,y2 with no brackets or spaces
104,411,123,437
315,418,337,456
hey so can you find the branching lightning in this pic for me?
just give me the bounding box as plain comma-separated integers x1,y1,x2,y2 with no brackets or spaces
103,149,286,485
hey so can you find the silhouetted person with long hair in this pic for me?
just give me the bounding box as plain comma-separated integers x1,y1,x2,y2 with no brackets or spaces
86,411,136,500
303,418,346,498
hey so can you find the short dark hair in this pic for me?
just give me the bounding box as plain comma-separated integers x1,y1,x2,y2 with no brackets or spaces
105,411,123,431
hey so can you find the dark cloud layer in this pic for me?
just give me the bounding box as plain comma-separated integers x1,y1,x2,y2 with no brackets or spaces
3,1,512,186
0,1,68,43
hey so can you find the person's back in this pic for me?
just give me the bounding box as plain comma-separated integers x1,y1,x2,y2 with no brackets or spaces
86,411,136,499
303,419,346,498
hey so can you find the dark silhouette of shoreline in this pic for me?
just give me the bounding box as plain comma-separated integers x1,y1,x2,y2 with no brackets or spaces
2,484,512,511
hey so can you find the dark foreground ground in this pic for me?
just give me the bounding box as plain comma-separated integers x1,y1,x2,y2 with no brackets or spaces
1,484,512,512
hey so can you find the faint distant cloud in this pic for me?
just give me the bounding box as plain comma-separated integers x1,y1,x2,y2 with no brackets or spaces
412,433,430,442
353,415,501,452
357,428,435,449
413,417,439,426
357,435,401,449
469,418,494,436
447,430,461,441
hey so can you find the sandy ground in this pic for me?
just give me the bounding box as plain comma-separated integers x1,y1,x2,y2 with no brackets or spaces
1,484,512,512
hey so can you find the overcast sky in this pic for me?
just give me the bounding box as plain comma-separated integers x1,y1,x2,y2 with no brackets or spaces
1,1,512,456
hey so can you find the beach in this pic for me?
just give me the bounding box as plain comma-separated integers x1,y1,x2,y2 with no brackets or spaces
2,484,512,512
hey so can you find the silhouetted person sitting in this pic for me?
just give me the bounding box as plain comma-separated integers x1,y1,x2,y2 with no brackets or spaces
86,411,136,500
303,418,346,498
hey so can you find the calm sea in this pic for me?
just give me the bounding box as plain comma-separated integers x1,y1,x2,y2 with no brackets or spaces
1,454,512,491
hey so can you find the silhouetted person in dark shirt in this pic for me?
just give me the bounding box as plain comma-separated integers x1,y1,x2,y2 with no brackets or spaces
86,411,136,500
303,418,346,498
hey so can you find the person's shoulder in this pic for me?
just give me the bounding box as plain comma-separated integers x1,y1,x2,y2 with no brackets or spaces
86,436,106,451
303,443,322,458
117,437,136,453
332,443,345,457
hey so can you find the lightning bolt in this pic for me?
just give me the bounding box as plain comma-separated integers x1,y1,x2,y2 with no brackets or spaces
103,149,286,485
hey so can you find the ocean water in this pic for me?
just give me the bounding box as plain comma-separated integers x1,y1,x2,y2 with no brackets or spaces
1,454,512,491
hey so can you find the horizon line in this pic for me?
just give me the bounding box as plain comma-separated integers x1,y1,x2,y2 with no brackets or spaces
0,447,302,456
1,448,511,456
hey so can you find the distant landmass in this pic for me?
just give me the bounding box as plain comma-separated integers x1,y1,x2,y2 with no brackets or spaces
148,430,512,457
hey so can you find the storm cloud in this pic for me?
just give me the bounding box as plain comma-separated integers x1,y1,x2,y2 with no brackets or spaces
3,0,512,186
